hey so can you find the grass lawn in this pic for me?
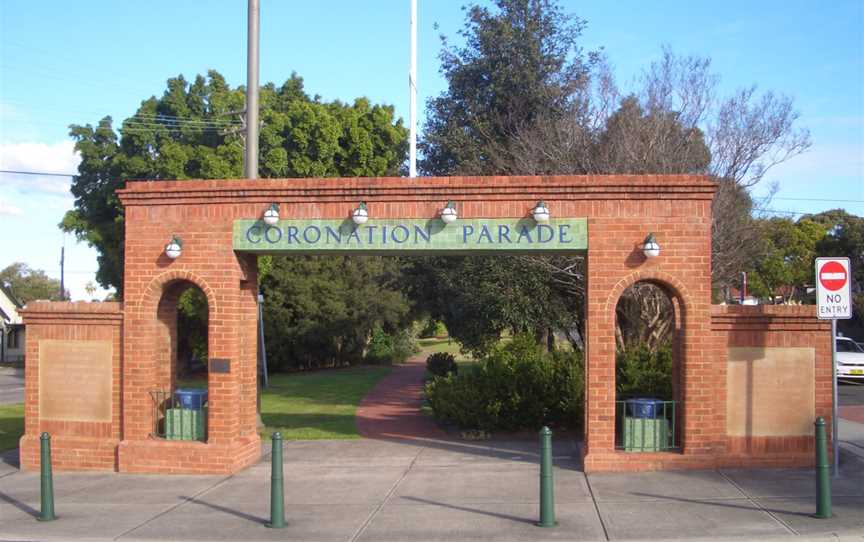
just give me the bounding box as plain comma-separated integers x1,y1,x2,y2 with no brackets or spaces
0,403,24,452
260,366,391,441
417,337,467,357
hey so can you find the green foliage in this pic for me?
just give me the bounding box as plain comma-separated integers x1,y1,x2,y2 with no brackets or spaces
415,1,595,349
426,352,458,377
366,326,419,365
425,334,584,431
746,217,826,302
407,256,581,357
0,262,66,303
63,70,407,295
421,0,594,175
419,319,448,338
262,256,411,371
176,287,208,373
615,344,673,400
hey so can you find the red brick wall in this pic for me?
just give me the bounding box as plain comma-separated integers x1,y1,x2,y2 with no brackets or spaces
18,175,830,474
713,305,832,464
19,302,123,471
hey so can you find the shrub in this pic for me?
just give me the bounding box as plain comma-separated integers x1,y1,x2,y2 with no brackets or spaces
366,326,419,365
391,328,420,364
615,344,673,400
365,326,394,365
426,352,458,377
420,319,448,338
425,334,584,432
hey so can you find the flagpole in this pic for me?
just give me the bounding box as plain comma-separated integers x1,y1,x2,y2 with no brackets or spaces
409,0,417,178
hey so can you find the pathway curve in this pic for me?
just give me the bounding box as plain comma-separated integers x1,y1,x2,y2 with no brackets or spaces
355,355,448,440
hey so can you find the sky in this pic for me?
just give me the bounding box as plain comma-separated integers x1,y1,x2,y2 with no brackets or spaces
1,0,862,301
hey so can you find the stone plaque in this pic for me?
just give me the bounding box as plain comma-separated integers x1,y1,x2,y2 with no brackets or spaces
39,340,112,423
726,347,815,437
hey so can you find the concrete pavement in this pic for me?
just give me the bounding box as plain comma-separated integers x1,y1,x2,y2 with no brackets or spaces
0,366,24,405
1,436,863,542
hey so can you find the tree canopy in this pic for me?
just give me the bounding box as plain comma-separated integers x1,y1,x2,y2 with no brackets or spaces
62,70,410,369
63,71,407,295
0,263,66,303
419,0,813,351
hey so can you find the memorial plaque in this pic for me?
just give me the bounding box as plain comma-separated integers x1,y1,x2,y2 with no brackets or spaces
726,347,814,437
209,358,231,374
39,340,113,423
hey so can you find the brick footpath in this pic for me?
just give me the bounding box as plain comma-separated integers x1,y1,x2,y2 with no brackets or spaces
355,356,448,441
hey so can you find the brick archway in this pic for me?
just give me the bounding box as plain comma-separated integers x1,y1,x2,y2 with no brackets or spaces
18,175,833,474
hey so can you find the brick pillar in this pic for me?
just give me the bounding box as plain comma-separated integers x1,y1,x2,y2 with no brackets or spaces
583,255,616,464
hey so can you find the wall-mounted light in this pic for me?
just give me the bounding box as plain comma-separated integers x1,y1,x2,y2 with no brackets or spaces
532,200,550,223
440,200,458,224
352,201,369,225
263,203,280,226
165,236,183,259
642,233,660,259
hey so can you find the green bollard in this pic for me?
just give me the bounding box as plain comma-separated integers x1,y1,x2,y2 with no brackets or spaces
537,426,557,528
814,417,832,518
38,432,56,522
268,432,286,528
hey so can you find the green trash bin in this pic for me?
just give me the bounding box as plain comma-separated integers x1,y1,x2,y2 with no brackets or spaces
165,407,207,441
622,416,670,452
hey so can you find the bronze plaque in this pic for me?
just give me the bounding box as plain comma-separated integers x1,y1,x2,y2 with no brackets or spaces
39,340,113,423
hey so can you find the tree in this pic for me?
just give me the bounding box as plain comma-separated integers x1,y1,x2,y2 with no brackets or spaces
417,0,596,350
421,2,810,351
421,0,596,175
808,209,864,338
262,256,411,370
64,71,407,295
0,263,66,303
63,70,409,369
746,217,826,302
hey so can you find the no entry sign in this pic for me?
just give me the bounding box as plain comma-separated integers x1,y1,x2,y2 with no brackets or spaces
816,257,852,319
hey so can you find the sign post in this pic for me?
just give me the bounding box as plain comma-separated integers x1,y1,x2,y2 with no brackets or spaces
815,257,852,477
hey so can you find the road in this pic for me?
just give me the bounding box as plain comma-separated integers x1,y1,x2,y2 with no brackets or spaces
0,367,24,405
839,380,864,407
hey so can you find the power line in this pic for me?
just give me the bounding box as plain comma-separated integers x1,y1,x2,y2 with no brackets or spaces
0,170,76,177
766,197,864,203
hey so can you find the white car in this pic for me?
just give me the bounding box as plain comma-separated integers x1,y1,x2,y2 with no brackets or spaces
837,336,864,381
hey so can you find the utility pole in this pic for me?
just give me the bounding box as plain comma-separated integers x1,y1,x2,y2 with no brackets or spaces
245,0,260,179
59,246,65,301
409,0,417,178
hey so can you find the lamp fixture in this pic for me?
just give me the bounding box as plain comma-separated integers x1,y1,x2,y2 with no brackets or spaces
352,201,369,225
532,200,550,223
440,200,458,224
263,203,280,226
642,233,660,259
165,236,183,259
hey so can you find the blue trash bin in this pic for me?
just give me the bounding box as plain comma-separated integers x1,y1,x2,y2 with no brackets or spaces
175,388,208,410
626,398,663,419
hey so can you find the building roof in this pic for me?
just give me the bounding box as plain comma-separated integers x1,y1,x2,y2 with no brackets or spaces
0,284,23,325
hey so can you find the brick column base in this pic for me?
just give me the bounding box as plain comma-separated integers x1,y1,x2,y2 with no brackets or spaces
117,435,261,474
19,435,119,471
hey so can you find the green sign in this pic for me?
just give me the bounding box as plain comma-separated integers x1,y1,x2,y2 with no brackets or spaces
233,218,587,253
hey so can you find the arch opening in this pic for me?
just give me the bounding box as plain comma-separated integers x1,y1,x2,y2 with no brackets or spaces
152,279,210,442
613,280,683,452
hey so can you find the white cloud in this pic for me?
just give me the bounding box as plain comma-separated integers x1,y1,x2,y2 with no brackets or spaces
0,198,24,217
0,141,80,196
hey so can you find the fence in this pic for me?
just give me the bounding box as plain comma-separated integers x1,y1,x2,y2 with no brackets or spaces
615,400,679,452
149,389,208,442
